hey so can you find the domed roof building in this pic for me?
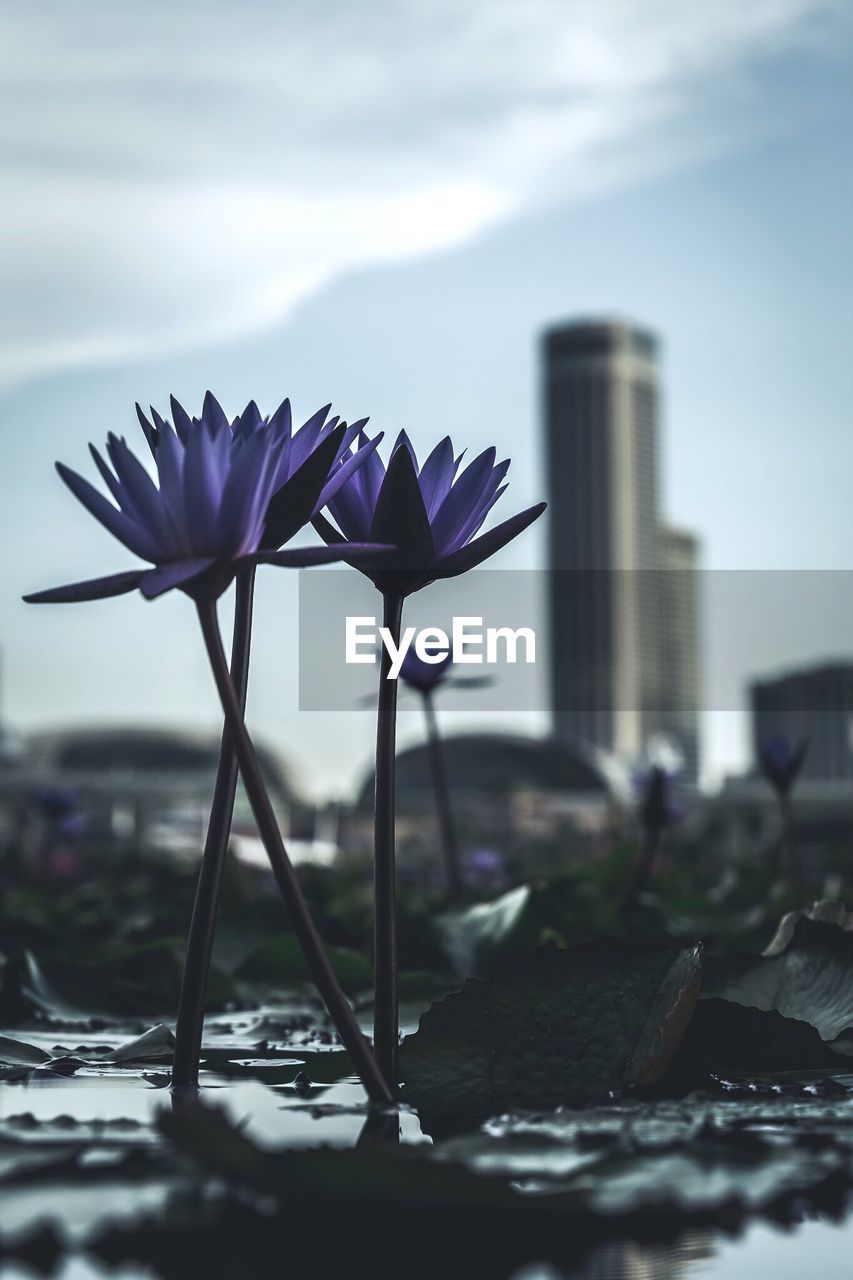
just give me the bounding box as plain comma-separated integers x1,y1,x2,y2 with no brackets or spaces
349,731,627,882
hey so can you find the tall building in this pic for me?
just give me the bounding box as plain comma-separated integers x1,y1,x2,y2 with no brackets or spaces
751,661,853,783
543,318,700,777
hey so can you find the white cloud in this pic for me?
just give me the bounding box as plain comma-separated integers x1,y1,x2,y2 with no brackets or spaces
0,0,846,389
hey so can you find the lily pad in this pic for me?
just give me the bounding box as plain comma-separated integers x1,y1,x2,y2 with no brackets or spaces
0,1035,50,1067
399,942,702,1130
683,998,849,1075
704,906,853,1051
111,1024,176,1064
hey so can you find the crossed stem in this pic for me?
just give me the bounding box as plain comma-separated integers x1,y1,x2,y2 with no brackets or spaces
172,569,255,1089
195,595,392,1104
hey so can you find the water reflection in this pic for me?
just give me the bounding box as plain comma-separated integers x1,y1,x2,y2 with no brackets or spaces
512,1217,853,1280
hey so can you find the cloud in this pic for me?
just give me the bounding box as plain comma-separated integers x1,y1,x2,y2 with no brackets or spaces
0,0,846,389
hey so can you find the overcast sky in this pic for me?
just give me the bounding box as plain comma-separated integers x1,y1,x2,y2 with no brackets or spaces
2,0,852,796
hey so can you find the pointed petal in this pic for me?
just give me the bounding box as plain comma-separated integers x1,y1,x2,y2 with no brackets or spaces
417,436,455,518
88,444,124,507
105,434,176,556
369,444,433,568
261,424,346,550
202,392,229,434
315,432,383,515
253,542,394,568
138,558,217,599
444,460,511,553
434,503,546,578
183,418,224,548
23,569,145,604
56,462,160,562
169,396,194,442
268,398,293,439
311,512,346,546
430,447,497,556
135,404,158,452
298,403,332,439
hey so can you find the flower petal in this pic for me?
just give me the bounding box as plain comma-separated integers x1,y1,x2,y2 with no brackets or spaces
138,558,217,599
260,424,346,550
201,391,230,435
56,462,160,562
430,447,497,556
434,502,546,578
311,512,346,546
253,542,394,568
315,431,383,515
268,398,293,439
417,436,455,518
105,434,177,557
23,569,145,604
369,443,434,568
135,404,158,452
169,396,194,442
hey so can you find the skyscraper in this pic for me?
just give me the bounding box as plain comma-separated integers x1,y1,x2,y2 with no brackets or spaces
543,318,700,777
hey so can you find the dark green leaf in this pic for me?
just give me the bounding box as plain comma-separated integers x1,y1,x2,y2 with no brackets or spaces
400,942,702,1131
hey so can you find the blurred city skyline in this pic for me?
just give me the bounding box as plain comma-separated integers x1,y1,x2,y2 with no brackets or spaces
1,0,852,797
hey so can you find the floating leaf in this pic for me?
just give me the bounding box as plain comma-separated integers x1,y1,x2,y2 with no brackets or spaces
0,1035,50,1066
399,942,702,1131
683,998,848,1075
111,1024,176,1064
704,908,853,1051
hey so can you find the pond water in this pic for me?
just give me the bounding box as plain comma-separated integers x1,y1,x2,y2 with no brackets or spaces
3,979,853,1280
3,1062,853,1280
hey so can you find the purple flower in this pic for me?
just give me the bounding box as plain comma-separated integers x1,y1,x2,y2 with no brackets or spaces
313,430,546,596
24,393,386,605
399,646,452,695
758,735,808,796
635,766,685,835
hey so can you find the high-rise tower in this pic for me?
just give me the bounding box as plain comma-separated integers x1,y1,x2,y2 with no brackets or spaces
543,318,700,776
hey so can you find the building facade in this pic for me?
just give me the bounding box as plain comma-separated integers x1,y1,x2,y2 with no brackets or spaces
543,318,700,778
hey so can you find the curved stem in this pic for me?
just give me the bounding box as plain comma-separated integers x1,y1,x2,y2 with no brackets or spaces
422,691,463,899
172,569,255,1089
374,592,404,1089
196,597,392,1104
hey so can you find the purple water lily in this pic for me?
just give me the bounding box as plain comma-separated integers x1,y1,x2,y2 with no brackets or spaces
24,391,393,1104
25,394,384,605
758,734,808,797
316,427,545,1092
313,430,546,595
398,647,452,695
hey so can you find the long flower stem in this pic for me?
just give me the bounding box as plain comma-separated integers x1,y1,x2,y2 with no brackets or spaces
422,690,463,899
621,828,662,917
172,569,256,1088
374,592,404,1090
196,597,392,1104
779,792,807,906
